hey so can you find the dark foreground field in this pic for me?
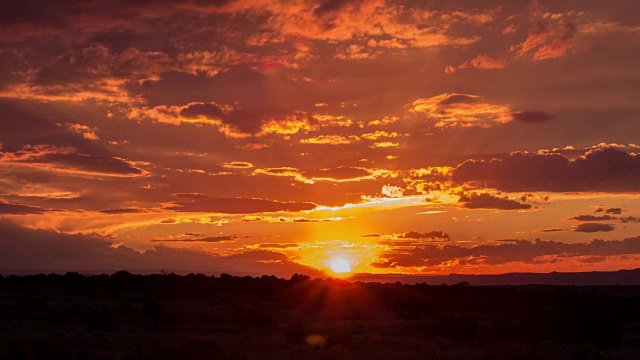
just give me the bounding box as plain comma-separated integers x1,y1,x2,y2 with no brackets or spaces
1,272,640,359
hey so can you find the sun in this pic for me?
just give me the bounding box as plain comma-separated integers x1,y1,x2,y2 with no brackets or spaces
329,258,352,274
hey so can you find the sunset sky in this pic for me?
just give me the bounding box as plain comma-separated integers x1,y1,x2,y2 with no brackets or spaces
1,0,640,277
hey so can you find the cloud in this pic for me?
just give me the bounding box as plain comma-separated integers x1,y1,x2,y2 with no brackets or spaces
0,201,48,215
458,192,531,210
409,93,556,129
541,228,564,233
360,233,381,238
409,93,513,128
222,161,254,169
300,135,360,145
234,0,483,50
0,101,112,157
180,102,224,119
381,185,403,198
166,193,316,214
149,236,239,243
594,207,623,214
38,152,145,177
399,231,451,241
251,165,397,194
508,12,579,62
569,215,617,222
532,21,577,60
0,144,145,177
457,54,507,70
573,223,615,233
129,102,316,138
241,215,347,223
99,208,147,215
0,220,323,277
453,145,640,192
372,237,640,268
62,123,100,140
467,54,506,69
511,111,554,123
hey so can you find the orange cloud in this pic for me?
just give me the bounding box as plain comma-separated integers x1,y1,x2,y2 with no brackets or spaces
300,135,360,145
222,161,254,169
60,123,100,141
459,54,507,69
410,93,512,128
509,11,601,61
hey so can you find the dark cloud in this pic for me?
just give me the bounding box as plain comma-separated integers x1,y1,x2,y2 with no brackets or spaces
181,105,299,136
224,109,264,134
569,215,617,221
399,231,451,241
180,103,224,119
0,103,145,177
371,237,640,268
0,201,48,215
565,213,639,226
313,0,351,16
573,223,615,233
511,111,554,123
605,208,623,214
167,194,316,214
33,152,145,176
454,147,640,192
99,208,147,214
149,236,239,243
87,29,143,52
173,193,209,199
592,207,624,214
32,45,171,87
0,221,322,277
458,193,531,210
437,93,480,106
0,101,107,154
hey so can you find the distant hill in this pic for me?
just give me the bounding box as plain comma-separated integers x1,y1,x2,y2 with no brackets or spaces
351,268,640,286
2,268,640,285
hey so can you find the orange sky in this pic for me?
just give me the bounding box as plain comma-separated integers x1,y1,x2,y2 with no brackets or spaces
1,0,640,278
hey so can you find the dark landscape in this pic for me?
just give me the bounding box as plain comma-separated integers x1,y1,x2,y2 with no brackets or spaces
2,271,640,359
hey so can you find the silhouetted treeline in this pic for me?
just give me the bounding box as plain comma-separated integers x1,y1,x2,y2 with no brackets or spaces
1,271,639,359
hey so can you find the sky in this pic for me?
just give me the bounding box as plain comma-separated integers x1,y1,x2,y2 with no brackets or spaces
1,0,640,278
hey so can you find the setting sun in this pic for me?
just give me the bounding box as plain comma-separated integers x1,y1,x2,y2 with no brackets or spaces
329,258,352,274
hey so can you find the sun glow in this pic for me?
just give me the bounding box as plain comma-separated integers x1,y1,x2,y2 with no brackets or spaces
329,258,352,274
